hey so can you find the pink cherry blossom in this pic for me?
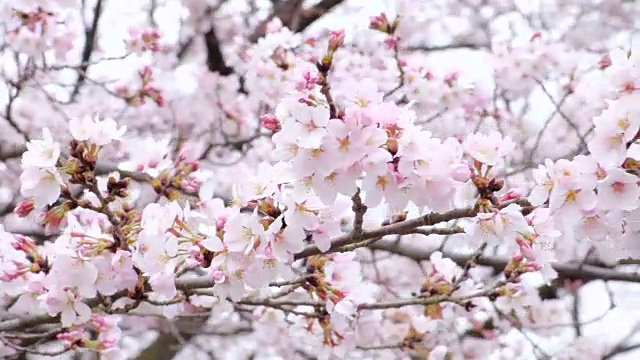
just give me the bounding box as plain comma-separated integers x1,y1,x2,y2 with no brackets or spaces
2,2,640,359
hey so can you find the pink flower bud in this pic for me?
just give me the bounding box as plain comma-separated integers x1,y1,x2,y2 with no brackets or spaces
296,71,318,91
14,199,34,218
0,261,28,281
328,29,345,52
444,72,459,86
216,216,228,231
180,178,199,193
260,114,281,132
92,315,110,331
450,163,472,182
138,65,153,81
530,31,542,41
383,35,398,50
598,54,612,70
11,235,36,252
40,206,67,235
519,246,536,261
369,13,390,33
211,270,226,284
499,188,525,202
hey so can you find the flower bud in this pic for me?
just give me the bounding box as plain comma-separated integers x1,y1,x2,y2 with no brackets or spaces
598,54,612,70
489,178,505,192
0,261,28,281
14,199,35,218
260,114,281,132
327,29,345,52
383,35,398,50
385,138,398,155
499,188,524,202
11,235,36,253
107,176,118,192
117,177,131,189
211,269,226,284
450,163,471,182
472,176,488,190
41,205,67,234
369,13,390,33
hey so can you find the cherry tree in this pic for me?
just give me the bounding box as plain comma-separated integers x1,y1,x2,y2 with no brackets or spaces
1,0,640,359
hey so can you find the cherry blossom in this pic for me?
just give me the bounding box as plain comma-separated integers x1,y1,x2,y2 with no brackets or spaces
1,1,640,359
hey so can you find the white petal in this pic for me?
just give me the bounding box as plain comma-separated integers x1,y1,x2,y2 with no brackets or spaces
74,301,92,324
198,179,216,200
334,299,357,316
60,306,76,327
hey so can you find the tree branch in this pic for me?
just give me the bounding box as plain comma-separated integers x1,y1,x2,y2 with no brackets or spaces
133,315,208,360
248,0,344,42
296,0,344,33
405,43,486,52
70,0,106,101
204,26,233,75
369,240,640,283
294,207,478,259
603,343,640,359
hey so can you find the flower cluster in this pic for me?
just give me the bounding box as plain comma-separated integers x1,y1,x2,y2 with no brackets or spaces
2,1,640,360
3,2,76,58
125,27,162,55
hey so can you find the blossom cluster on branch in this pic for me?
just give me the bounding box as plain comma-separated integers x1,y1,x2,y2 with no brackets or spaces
1,0,640,360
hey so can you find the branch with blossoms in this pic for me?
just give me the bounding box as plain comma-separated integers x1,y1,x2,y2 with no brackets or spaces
3,1,640,359
1,95,640,359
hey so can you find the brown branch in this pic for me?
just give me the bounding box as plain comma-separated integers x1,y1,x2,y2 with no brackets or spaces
133,312,210,360
384,38,405,99
405,43,486,52
572,291,581,336
369,240,640,283
3,238,640,334
204,26,233,75
248,0,304,42
248,0,344,42
294,207,478,260
603,322,640,359
176,36,195,61
358,288,496,310
534,78,588,153
0,144,26,162
0,289,133,332
295,0,344,32
70,0,106,101
603,343,640,360
3,80,29,142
